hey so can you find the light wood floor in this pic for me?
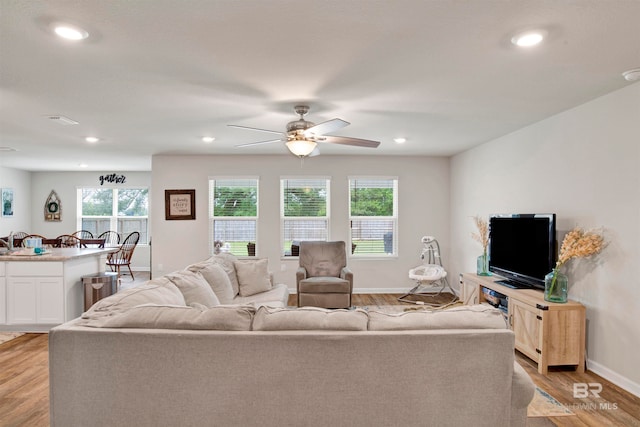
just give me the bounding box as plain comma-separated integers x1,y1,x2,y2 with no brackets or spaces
1,288,638,426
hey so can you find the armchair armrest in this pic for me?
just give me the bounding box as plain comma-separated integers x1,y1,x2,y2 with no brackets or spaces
341,267,354,289
296,267,307,284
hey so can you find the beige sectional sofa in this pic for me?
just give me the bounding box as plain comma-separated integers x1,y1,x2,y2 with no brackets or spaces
49,254,535,427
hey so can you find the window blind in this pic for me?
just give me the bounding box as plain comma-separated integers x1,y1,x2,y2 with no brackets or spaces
349,178,397,256
281,178,329,255
210,178,258,256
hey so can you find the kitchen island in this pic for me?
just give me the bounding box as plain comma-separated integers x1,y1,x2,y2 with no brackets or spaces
0,247,115,332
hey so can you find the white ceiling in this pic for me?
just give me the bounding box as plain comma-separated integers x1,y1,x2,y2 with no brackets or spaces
1,0,639,171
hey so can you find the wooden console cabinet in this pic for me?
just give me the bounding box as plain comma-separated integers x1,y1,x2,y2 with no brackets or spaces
459,273,586,375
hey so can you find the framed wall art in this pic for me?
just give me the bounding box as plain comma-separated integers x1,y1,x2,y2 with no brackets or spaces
2,188,14,217
165,189,196,220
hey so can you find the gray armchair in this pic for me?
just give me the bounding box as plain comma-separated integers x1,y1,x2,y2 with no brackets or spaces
296,241,353,308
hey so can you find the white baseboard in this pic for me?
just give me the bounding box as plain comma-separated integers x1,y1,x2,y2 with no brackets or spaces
587,359,640,398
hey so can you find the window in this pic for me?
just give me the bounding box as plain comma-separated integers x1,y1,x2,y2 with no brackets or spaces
210,178,258,256
78,187,149,243
349,177,398,256
281,177,329,256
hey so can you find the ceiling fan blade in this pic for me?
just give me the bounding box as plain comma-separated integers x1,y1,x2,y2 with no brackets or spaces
228,124,284,135
304,118,349,137
235,138,283,148
320,135,380,148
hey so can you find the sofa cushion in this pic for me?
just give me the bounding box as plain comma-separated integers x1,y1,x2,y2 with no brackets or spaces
233,283,289,308
234,258,271,297
187,261,235,304
80,279,186,322
88,304,255,330
367,305,508,331
209,253,241,296
165,270,220,307
252,306,368,331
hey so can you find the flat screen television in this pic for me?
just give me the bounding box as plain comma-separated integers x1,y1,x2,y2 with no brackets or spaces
488,214,556,290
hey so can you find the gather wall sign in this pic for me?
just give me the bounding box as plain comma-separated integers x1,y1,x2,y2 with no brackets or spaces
98,174,127,185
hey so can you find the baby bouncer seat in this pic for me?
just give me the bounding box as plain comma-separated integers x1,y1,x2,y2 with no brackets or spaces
398,236,458,307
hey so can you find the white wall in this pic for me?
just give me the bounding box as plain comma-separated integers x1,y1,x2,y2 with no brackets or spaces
0,166,31,236
450,82,640,395
30,171,152,269
151,154,450,291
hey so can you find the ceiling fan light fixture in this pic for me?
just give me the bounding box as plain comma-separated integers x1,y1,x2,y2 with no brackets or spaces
53,23,89,40
511,30,546,47
286,139,317,157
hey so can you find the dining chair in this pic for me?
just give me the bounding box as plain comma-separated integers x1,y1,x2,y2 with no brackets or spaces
97,230,120,247
72,230,94,239
57,234,81,248
106,231,140,280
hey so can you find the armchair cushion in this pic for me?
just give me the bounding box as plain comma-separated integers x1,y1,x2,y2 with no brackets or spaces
299,241,347,278
298,276,351,293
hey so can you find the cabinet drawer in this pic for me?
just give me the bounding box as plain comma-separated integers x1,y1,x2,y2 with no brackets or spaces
7,262,63,276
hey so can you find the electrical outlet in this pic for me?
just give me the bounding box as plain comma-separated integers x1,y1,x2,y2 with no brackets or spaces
281,263,286,271
158,263,164,271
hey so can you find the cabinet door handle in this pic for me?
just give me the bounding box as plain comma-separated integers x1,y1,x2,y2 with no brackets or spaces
509,314,513,327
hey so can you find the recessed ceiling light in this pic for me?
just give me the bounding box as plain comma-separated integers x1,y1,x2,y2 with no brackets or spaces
0,147,17,152
202,136,215,143
511,30,547,47
85,136,99,143
53,24,89,40
78,163,88,168
622,68,640,82
394,137,406,144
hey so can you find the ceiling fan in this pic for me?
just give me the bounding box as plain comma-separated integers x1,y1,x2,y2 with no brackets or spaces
228,105,380,157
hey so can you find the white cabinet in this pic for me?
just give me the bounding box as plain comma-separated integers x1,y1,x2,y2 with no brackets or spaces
1,249,113,332
6,262,65,325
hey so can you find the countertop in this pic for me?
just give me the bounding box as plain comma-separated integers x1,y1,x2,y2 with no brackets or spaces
0,247,116,261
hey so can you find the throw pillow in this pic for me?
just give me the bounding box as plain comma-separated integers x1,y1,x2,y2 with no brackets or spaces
234,258,271,297
209,253,240,296
187,261,235,304
165,270,220,308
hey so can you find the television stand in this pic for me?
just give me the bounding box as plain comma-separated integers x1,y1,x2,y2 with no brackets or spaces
459,273,586,375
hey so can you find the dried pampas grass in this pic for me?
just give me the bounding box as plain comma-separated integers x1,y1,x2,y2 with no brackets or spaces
556,227,604,269
471,216,489,253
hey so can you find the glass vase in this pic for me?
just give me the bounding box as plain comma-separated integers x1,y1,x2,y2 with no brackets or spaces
544,269,568,303
476,253,491,276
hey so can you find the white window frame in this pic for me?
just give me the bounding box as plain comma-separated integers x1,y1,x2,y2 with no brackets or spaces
77,187,149,244
280,177,330,257
348,176,398,257
209,177,259,257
